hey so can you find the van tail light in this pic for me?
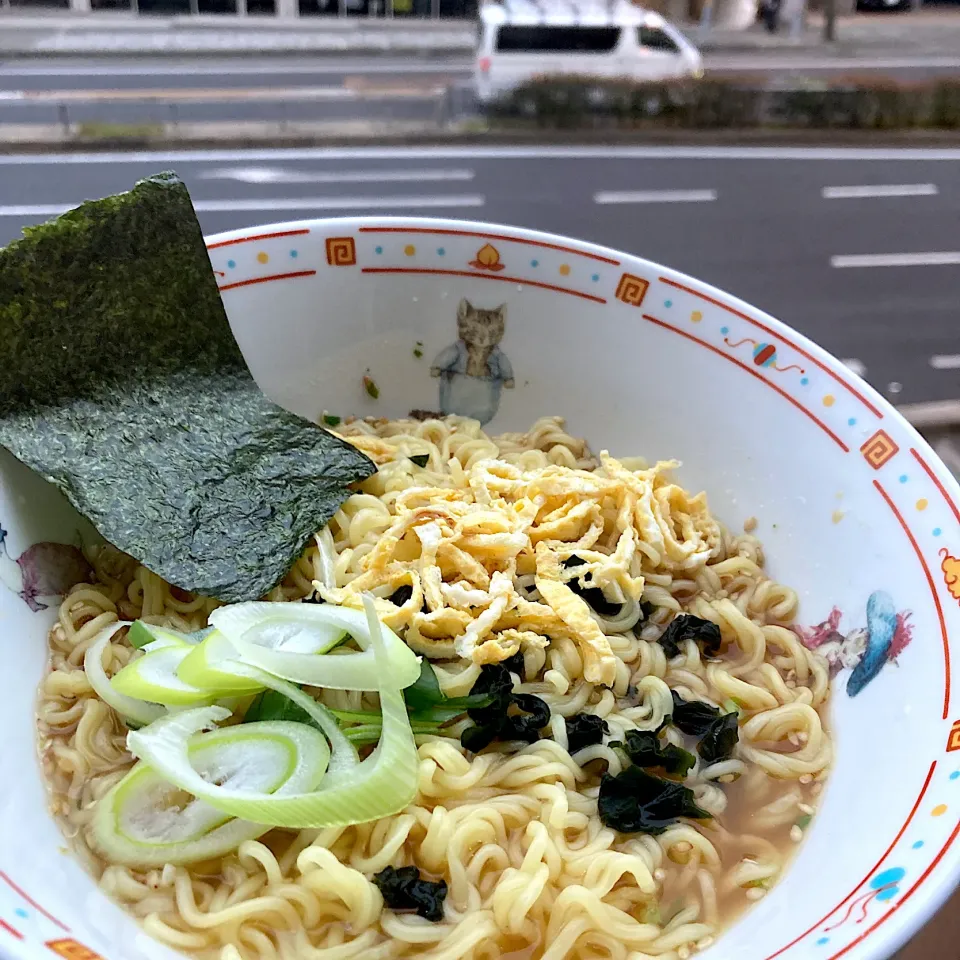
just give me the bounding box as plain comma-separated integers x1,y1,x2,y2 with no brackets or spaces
478,56,492,74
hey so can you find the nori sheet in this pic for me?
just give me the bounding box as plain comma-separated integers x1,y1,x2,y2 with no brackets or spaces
0,172,374,602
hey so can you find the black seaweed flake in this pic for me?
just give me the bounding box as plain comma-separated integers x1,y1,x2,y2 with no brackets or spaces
598,767,711,835
621,730,696,776
561,555,622,617
565,713,609,754
657,614,722,659
460,663,550,752
373,866,447,922
409,454,430,468
669,690,723,737
697,711,740,763
0,172,374,602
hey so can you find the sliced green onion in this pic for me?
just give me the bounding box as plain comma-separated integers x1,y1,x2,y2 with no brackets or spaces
128,621,197,651
208,601,421,692
83,621,165,727
176,636,359,775
315,527,337,592
94,719,329,866
111,644,217,707
211,602,348,655
177,630,266,696
128,596,419,828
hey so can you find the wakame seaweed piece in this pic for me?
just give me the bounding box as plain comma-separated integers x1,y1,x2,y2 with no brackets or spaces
0,172,374,603
561,555,622,618
565,713,609,754
388,584,414,607
697,711,740,764
503,650,526,676
504,693,551,742
621,730,696,777
373,866,447,923
656,614,722,659
598,766,711,835
460,663,550,752
669,691,723,737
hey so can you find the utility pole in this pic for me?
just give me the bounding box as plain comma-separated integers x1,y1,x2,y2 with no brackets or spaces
823,0,836,42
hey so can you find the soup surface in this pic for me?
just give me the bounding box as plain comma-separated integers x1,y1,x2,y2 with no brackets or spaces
37,415,831,960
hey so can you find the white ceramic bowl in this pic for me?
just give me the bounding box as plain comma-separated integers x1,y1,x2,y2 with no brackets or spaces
2,216,959,960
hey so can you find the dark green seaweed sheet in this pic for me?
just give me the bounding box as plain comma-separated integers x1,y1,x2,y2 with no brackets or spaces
0,172,374,602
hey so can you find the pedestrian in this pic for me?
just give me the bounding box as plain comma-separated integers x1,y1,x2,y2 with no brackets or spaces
759,0,781,33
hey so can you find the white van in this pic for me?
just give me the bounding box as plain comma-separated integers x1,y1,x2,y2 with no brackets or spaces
474,0,703,104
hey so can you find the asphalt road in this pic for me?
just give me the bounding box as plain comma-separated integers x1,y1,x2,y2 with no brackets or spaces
2,54,960,127
0,144,958,406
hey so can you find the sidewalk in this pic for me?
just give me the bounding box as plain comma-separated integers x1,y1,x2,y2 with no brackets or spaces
0,13,476,56
4,8,960,57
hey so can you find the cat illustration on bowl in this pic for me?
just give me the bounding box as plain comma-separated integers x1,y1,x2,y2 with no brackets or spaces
430,299,515,426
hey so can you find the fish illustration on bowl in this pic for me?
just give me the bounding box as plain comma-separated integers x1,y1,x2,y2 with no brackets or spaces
0,523,92,612
430,299,514,426
795,591,913,697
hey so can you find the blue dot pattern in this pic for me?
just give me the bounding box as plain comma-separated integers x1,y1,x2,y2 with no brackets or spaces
438,248,446,256
913,840,925,849
801,377,810,386
531,259,539,267
375,246,383,255
900,475,909,483
290,249,298,258
934,528,943,537
848,418,857,426
817,937,829,946
227,259,236,269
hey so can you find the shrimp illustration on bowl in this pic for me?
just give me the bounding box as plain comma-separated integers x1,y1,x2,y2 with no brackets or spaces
795,590,914,697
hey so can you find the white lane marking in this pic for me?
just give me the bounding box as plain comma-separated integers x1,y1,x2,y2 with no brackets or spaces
0,61,470,78
0,195,485,218
198,167,474,185
5,146,960,165
822,183,938,199
594,189,716,204
831,252,960,268
842,358,867,377
931,355,960,370
707,56,960,72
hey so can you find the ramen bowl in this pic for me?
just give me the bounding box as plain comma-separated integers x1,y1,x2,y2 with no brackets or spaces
1,216,959,960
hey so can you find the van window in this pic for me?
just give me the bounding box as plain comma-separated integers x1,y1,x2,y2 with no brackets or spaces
637,25,680,52
495,25,622,53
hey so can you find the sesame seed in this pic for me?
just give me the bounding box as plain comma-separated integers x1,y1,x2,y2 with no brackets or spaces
678,947,691,960
743,516,758,533
697,937,716,951
799,774,813,785
654,868,666,881
798,803,815,815
790,826,803,842
746,888,766,901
